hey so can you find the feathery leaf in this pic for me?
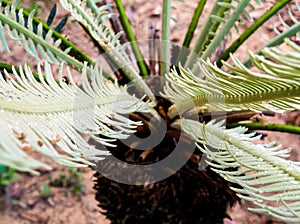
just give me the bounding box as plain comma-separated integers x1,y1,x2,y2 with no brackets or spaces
59,0,156,102
0,62,153,174
163,38,300,114
180,118,300,222
0,1,83,69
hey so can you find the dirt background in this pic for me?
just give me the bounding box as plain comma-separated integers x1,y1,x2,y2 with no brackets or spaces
0,0,300,224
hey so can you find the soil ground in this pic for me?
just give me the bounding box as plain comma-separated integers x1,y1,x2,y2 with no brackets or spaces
0,0,300,224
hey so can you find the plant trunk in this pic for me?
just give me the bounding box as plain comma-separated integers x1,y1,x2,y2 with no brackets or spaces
93,133,239,223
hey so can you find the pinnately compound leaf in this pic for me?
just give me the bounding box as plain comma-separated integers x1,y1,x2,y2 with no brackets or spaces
180,118,300,222
0,62,153,174
163,38,300,114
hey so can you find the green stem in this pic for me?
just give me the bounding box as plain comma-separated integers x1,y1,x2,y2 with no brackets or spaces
191,0,250,74
216,0,291,68
0,62,16,74
161,0,171,76
114,0,148,77
227,122,300,135
184,0,223,69
176,0,207,65
199,0,232,57
200,0,250,62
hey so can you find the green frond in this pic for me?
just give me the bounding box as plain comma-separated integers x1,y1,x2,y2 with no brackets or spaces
163,38,300,114
0,62,154,174
0,1,83,70
59,0,156,102
218,0,260,32
186,0,264,69
243,1,299,68
216,0,291,68
180,118,300,222
113,0,148,77
275,2,300,41
199,0,259,60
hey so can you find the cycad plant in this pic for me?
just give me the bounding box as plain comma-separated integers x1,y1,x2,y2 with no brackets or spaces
1,0,300,223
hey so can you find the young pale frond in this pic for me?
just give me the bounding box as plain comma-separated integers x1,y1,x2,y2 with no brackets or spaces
0,1,83,70
163,38,300,114
180,118,300,222
59,0,156,102
0,62,153,174
59,0,119,49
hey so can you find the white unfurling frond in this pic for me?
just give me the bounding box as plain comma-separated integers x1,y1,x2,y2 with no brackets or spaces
180,118,300,222
0,61,154,174
163,38,300,113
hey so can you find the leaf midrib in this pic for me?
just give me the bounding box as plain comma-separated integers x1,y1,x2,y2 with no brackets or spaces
0,95,119,113
191,84,300,106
